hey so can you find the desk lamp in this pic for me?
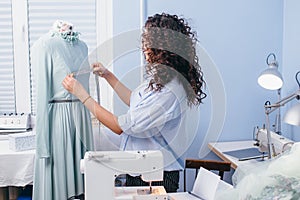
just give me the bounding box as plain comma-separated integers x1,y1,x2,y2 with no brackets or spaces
258,53,283,90
263,71,300,159
258,53,283,135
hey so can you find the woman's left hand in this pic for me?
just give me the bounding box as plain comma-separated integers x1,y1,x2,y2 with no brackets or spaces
62,74,90,102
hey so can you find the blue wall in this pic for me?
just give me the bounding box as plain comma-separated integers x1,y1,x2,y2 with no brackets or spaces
282,0,300,141
146,0,283,144
111,0,288,157
112,0,141,115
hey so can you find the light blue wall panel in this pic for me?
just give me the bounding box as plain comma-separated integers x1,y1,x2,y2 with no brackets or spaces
112,0,142,115
146,0,284,149
282,0,300,141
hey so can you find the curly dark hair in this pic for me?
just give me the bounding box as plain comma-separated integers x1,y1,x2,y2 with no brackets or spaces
142,13,206,106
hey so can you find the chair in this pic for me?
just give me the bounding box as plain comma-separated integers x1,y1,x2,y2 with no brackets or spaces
183,159,231,192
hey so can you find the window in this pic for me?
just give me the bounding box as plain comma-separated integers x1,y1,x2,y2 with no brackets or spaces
28,0,97,114
0,0,112,114
0,0,15,113
0,0,113,117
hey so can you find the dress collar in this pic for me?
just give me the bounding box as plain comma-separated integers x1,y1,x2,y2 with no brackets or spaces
50,20,80,44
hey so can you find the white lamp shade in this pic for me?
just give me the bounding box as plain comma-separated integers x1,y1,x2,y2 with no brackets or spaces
257,68,283,90
283,103,300,126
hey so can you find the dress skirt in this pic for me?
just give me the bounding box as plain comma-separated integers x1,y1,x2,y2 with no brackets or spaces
33,101,94,200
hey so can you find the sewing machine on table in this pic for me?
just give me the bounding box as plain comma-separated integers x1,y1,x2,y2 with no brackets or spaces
80,150,168,200
255,128,294,157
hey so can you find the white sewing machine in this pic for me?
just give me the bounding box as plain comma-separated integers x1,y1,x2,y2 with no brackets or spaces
80,150,168,200
255,128,294,156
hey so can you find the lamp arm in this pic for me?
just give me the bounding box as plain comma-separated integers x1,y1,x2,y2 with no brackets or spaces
264,89,300,159
265,90,300,115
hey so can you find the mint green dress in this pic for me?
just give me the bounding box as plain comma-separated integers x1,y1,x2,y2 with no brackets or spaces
31,31,94,200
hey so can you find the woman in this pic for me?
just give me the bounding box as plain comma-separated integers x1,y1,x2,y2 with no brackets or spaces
63,13,206,192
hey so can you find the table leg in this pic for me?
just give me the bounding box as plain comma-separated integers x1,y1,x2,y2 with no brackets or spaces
0,187,8,200
8,187,19,200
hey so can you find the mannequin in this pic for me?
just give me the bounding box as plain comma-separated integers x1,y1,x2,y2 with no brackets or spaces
31,20,94,200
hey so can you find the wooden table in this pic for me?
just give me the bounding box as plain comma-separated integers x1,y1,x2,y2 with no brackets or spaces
208,140,265,169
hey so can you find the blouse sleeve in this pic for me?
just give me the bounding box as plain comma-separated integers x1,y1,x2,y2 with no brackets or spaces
31,39,52,158
118,88,182,136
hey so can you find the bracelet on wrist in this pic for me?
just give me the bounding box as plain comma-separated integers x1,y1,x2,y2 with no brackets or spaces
82,95,91,104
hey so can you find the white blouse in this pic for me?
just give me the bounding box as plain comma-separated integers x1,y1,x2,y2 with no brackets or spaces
118,78,190,171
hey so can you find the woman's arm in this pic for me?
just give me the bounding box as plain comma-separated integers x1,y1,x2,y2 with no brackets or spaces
102,70,132,106
92,62,132,106
62,74,123,135
83,96,123,135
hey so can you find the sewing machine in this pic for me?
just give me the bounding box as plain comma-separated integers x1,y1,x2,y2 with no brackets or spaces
255,128,294,156
80,150,168,200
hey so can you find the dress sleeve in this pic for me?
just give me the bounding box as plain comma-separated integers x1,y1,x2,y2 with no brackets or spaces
31,39,52,158
118,88,181,136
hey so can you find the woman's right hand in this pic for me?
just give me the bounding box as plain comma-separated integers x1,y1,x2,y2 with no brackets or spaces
62,74,90,102
92,62,108,77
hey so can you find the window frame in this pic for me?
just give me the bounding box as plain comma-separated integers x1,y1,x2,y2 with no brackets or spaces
10,0,114,115
12,0,31,114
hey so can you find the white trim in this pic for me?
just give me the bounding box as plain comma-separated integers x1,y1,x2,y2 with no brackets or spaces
11,0,31,113
96,0,114,111
140,0,147,83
